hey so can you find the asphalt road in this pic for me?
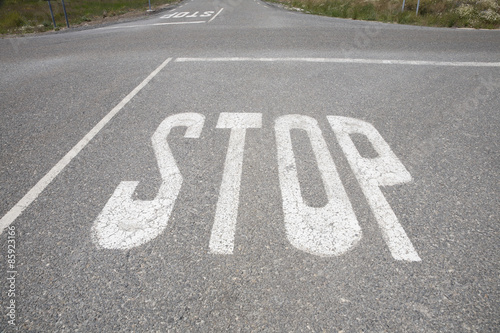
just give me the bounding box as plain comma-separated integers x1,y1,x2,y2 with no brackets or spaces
1,0,499,331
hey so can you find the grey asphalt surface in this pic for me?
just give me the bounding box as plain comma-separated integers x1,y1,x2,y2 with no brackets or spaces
1,0,499,331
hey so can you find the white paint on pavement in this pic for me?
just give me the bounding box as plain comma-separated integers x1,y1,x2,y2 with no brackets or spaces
327,116,421,261
209,113,262,254
92,113,205,250
186,12,202,18
275,115,361,256
175,57,500,67
102,8,224,30
153,21,205,26
208,8,224,23
161,11,215,19
0,57,173,235
98,21,205,30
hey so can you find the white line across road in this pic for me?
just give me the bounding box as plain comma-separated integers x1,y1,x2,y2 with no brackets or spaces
98,21,205,30
175,57,500,67
153,21,205,26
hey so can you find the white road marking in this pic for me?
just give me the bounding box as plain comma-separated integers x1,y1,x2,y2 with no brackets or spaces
200,11,215,17
161,10,221,20
209,113,262,254
173,12,190,18
208,8,224,23
0,58,173,235
175,57,500,67
104,8,224,30
1,52,423,261
153,21,205,26
328,116,421,261
96,25,144,30
275,115,361,256
99,21,205,30
92,113,205,250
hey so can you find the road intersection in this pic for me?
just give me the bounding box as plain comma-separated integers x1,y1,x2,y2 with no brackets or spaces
1,0,499,331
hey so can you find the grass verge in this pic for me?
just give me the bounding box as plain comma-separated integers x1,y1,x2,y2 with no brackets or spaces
0,0,177,35
268,0,500,28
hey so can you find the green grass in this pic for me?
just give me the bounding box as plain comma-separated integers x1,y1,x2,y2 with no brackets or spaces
0,0,177,34
269,0,500,28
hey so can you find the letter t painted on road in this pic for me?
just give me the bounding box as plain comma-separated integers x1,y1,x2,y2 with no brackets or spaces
209,113,262,254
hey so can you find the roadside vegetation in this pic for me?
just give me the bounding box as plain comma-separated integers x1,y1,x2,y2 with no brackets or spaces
0,0,177,34
269,0,500,28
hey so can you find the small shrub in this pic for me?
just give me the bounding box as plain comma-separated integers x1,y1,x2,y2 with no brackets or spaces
1,11,25,29
397,11,417,24
480,8,500,22
357,3,377,20
478,0,499,10
441,12,461,26
325,1,350,18
456,4,477,20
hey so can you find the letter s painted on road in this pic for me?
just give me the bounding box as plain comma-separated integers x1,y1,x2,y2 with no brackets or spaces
92,113,205,250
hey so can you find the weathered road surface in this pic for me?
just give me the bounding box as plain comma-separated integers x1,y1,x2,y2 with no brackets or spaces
1,0,499,331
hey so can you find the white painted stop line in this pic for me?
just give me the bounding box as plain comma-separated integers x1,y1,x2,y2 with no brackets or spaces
176,57,500,67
